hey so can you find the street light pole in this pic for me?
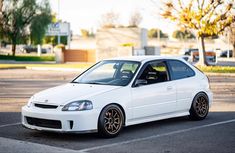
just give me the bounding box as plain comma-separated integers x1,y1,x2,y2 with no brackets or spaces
57,0,60,45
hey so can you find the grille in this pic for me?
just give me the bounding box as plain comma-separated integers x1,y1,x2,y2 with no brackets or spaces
26,117,62,129
34,103,58,109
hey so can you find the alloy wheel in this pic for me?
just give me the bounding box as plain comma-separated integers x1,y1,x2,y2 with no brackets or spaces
194,96,208,118
104,108,123,135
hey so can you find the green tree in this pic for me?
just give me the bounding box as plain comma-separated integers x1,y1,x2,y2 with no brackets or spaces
148,28,168,38
172,29,195,40
30,1,51,45
0,0,51,56
161,0,235,66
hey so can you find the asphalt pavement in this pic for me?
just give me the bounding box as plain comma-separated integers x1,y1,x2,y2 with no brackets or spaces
0,69,235,153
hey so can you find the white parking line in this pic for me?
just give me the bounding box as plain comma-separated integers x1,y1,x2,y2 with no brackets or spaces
78,119,235,152
0,122,21,128
1,119,235,153
0,137,87,153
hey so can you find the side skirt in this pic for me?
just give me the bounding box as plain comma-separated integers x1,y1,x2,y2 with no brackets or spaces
126,111,189,126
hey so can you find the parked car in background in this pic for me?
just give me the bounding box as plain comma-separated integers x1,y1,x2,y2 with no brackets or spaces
22,56,213,138
214,48,222,57
192,50,216,62
179,48,199,56
220,50,233,57
21,46,47,54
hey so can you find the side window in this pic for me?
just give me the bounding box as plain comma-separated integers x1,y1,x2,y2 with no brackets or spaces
168,60,195,80
138,61,169,85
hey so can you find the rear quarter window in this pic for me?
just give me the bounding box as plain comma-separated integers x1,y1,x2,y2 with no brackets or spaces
168,60,195,80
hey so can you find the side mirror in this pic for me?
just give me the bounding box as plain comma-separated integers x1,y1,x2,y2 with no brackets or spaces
134,79,147,87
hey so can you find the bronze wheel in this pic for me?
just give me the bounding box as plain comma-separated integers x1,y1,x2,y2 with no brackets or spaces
98,105,124,138
189,93,209,120
194,96,208,118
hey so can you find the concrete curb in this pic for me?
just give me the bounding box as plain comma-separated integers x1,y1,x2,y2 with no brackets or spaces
205,72,235,77
26,66,85,72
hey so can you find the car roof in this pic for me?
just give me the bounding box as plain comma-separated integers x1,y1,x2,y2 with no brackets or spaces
105,55,185,62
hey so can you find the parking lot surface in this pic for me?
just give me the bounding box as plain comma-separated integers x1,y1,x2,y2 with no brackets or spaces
0,69,235,153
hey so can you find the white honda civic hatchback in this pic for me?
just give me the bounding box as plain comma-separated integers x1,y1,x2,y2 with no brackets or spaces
22,56,213,137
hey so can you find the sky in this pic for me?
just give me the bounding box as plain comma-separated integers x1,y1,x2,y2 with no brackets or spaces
49,0,176,35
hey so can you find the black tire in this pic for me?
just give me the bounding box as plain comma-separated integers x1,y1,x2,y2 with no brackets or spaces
189,92,209,120
98,104,124,138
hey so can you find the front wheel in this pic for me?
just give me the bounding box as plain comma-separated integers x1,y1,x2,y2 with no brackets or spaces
98,104,124,138
189,93,209,120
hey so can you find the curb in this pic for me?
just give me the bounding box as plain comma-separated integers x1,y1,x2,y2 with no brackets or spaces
205,72,235,77
26,66,85,72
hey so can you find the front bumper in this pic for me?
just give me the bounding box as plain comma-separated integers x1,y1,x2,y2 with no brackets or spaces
21,106,100,133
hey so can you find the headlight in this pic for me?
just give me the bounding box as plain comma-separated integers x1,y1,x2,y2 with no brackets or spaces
62,100,93,111
27,96,34,108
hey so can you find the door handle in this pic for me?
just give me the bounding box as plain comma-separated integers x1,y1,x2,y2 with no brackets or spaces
167,86,173,90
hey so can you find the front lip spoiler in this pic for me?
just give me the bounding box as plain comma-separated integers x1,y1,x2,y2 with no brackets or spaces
22,124,97,134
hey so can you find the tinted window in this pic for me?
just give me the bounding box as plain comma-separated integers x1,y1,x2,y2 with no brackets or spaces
168,60,195,80
138,61,169,85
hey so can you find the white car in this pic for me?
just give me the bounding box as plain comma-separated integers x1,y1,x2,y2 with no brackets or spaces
22,56,213,138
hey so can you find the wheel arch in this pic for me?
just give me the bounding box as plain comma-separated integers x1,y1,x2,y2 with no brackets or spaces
193,91,209,102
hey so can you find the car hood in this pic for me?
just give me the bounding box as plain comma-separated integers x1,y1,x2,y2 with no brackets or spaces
32,83,121,105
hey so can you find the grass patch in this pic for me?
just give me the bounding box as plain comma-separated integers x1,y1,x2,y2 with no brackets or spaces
197,66,235,73
0,54,55,61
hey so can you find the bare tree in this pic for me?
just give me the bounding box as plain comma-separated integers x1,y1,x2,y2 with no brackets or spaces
100,11,119,28
129,11,142,27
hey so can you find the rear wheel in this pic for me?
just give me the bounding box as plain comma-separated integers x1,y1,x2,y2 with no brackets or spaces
189,93,209,120
98,104,124,138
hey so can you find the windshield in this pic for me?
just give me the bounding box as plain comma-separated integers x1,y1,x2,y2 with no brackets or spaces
72,60,140,86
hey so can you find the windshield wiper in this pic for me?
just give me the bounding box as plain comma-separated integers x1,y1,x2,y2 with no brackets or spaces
88,82,106,85
71,81,107,85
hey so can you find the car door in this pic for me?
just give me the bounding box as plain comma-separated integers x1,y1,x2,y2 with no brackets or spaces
130,60,177,120
167,60,197,112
